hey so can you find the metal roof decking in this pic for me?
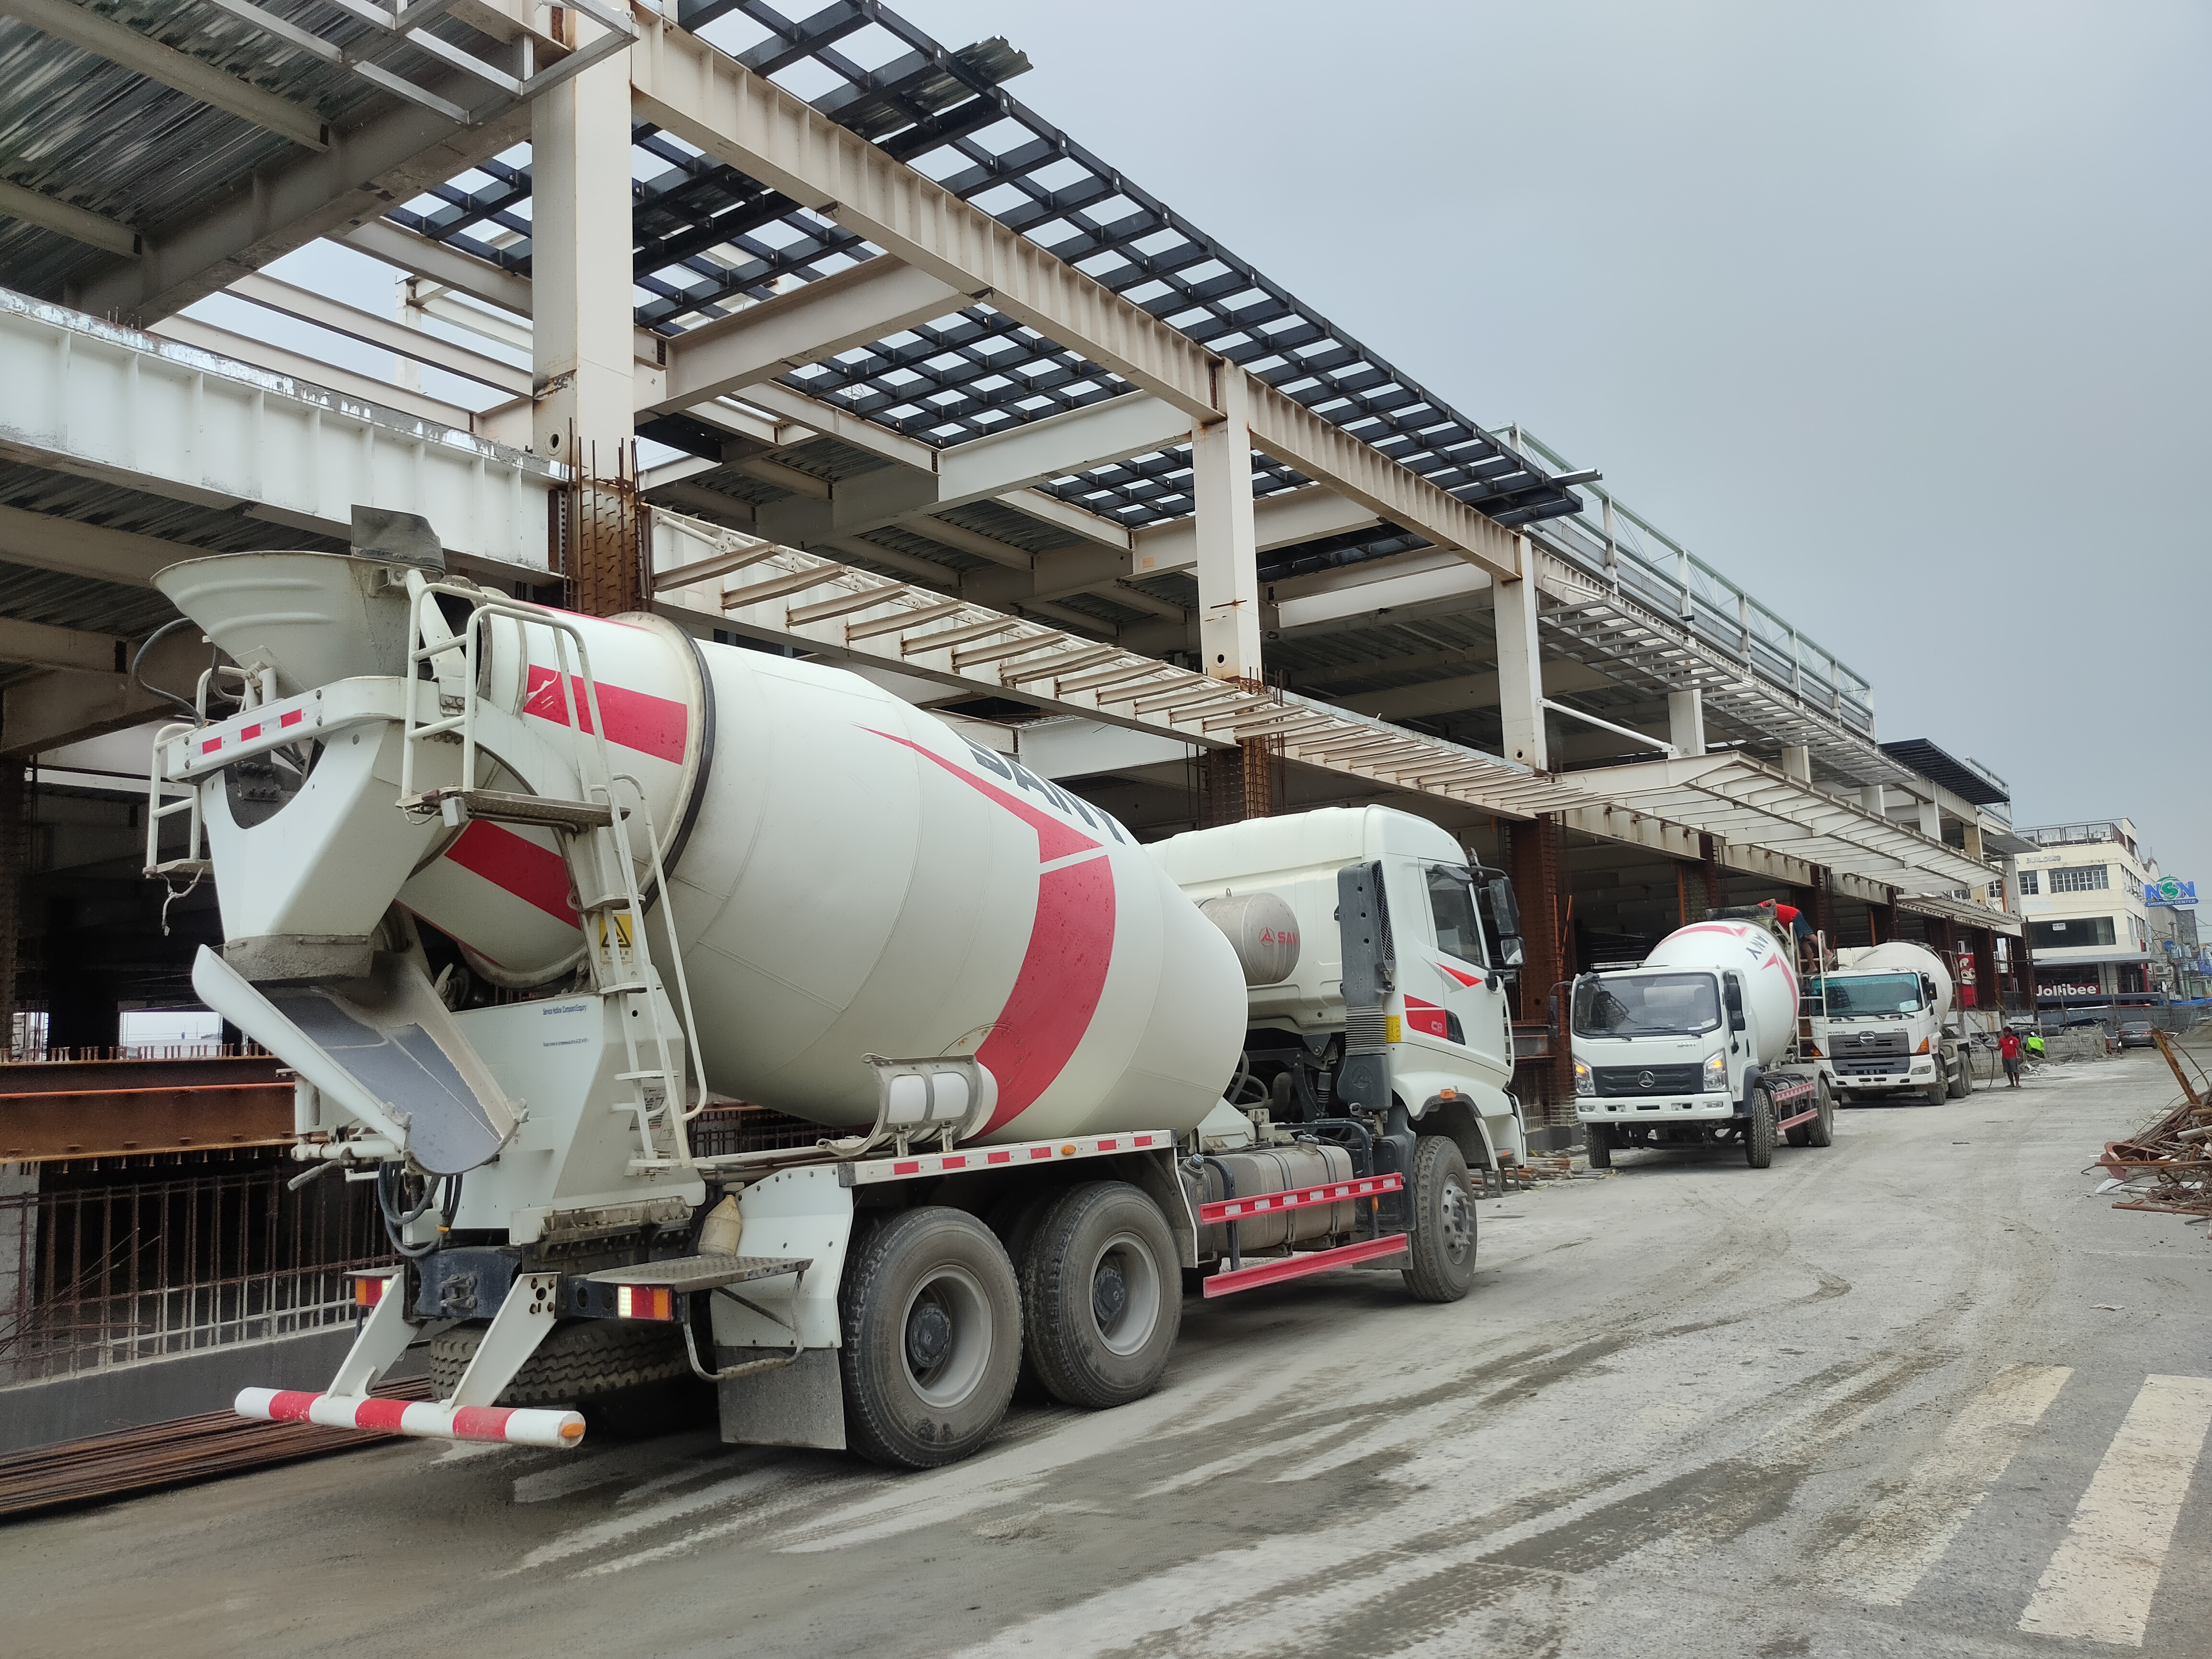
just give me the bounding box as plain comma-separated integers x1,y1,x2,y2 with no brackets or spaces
382,0,1582,538
1879,739,2011,807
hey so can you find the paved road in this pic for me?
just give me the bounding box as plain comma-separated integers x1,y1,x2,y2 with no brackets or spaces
12,1051,2211,1659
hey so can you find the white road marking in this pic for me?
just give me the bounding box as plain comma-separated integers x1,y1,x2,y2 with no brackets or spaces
1834,1362,2073,1606
2019,1373,2212,1646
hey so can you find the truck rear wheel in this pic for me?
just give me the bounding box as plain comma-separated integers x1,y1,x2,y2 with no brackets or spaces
1585,1122,1613,1169
1402,1135,1479,1302
839,1206,1021,1469
1021,1181,1180,1410
1744,1087,1776,1168
1947,1052,1972,1099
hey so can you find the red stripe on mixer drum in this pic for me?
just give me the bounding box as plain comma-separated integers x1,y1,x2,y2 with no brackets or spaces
866,729,1117,1132
442,820,579,927
522,666,687,763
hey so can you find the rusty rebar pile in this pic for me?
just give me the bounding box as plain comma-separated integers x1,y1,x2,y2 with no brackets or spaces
0,1377,433,1520
2094,1031,2212,1219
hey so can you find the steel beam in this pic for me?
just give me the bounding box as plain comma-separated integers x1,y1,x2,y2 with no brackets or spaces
227,272,531,395
648,257,973,414
0,503,192,587
0,290,561,569
0,616,124,675
67,79,532,326
625,13,1519,579
145,313,481,427
0,178,136,257
1131,483,1381,579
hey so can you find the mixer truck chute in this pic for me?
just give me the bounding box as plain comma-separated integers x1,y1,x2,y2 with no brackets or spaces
1571,917,1835,1170
143,545,1536,1470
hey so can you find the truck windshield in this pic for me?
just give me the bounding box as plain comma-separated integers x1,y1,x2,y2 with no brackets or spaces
1572,973,1720,1036
1810,974,1925,1016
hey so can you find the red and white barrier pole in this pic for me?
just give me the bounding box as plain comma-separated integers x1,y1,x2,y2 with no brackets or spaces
235,1388,585,1450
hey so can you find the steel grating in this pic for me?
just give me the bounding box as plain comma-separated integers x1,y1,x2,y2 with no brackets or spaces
384,0,1581,541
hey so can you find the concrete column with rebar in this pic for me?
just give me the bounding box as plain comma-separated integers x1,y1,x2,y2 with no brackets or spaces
532,29,638,615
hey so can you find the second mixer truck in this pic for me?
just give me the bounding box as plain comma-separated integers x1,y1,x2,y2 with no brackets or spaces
141,533,1535,1470
1572,916,1835,1169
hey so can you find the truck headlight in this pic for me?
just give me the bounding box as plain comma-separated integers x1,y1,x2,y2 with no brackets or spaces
1574,1060,1593,1096
1703,1053,1728,1093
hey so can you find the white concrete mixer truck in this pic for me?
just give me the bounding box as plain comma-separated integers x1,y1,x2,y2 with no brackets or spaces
1803,941,1972,1106
1571,917,1834,1170
141,536,1531,1468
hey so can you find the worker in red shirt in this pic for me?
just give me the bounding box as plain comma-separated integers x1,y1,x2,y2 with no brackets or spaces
1999,1028,2023,1088
1757,898,1827,966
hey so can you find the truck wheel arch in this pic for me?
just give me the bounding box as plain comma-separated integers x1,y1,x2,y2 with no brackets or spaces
1418,1094,1498,1173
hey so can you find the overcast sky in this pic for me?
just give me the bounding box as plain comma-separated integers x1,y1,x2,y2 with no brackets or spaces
893,0,2210,883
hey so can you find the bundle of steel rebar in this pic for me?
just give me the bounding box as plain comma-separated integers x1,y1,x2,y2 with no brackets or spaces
0,1377,434,1520
2095,1031,2212,1219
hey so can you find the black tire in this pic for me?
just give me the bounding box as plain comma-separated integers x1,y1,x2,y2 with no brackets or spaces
427,1317,690,1406
1401,1135,1479,1302
1585,1122,1613,1169
1021,1182,1180,1410
839,1206,1021,1469
1923,1072,1948,1106
1744,1086,1776,1169
1805,1075,1835,1148
1947,1052,1972,1099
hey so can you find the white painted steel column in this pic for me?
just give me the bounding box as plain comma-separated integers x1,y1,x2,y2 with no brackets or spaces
1191,369,1260,681
1494,541,1546,769
1667,689,1706,757
1860,783,1887,817
531,30,635,469
1918,797,1943,841
1780,745,1811,782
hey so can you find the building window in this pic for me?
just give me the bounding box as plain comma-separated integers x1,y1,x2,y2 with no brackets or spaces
2017,870,2040,895
2031,917,2116,950
2049,865,2109,893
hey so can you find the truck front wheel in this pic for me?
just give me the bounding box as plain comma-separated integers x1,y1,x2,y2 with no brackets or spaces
1402,1136,1479,1302
1021,1181,1180,1410
1585,1122,1613,1169
839,1206,1022,1469
1806,1075,1835,1148
1744,1087,1777,1168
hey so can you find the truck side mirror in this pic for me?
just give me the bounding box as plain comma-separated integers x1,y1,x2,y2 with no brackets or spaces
1479,874,1524,970
1724,975,1746,1032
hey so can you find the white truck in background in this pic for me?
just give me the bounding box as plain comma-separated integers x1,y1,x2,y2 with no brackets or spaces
1572,916,1834,1169
1803,941,1973,1106
142,534,1538,1471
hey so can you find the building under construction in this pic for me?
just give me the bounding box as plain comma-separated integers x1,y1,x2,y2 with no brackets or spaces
0,0,2034,1462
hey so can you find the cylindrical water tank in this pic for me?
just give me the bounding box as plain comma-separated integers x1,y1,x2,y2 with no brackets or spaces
1198,892,1302,986
1645,919,1800,1067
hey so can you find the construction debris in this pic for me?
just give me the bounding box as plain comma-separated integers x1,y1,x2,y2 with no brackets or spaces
2092,1032,2212,1221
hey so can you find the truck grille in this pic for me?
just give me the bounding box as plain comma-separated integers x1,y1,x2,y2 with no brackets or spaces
1827,1028,1908,1056
1593,1064,1702,1096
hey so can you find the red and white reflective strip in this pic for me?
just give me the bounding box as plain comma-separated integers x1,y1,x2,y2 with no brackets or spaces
1198,1172,1402,1227
846,1129,1174,1187
171,701,322,777
1768,1076,1817,1104
234,1388,585,1450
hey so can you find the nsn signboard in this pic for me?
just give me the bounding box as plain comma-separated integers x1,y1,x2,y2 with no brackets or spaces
2146,877,2198,908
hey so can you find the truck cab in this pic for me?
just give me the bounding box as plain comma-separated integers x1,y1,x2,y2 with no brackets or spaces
1806,961,1969,1105
1149,805,1528,1179
1570,966,1742,1130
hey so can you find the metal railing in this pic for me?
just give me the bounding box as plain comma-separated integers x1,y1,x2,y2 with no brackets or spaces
0,1161,391,1385
1504,426,1878,736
